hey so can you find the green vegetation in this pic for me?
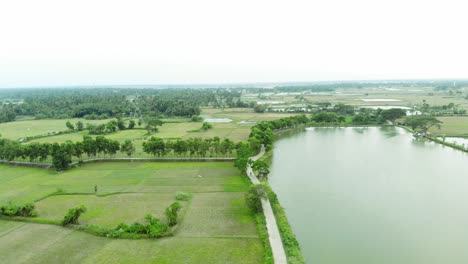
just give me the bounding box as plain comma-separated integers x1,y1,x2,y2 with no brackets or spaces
62,205,87,226
404,115,442,135
0,135,237,170
201,122,213,131
8,84,468,262
428,116,468,136
0,161,264,263
264,185,304,264
175,192,191,201
165,201,182,227
0,88,243,121
245,185,266,214
0,203,37,217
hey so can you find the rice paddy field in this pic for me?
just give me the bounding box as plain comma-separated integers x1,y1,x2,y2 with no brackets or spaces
428,116,468,137
0,162,264,263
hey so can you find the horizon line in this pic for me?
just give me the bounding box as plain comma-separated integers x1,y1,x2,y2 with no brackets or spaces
1,78,468,89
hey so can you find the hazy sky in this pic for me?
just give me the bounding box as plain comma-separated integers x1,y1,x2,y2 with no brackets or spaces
1,0,467,87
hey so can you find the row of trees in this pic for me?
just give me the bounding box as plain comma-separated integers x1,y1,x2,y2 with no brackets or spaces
67,119,137,133
0,136,133,170
1,135,238,170
143,137,236,157
235,115,311,174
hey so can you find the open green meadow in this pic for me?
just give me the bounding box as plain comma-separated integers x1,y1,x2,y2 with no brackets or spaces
428,116,468,136
0,118,110,140
0,162,264,263
23,122,253,158
201,107,299,122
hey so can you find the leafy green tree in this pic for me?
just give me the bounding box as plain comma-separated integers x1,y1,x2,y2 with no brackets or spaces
234,142,253,173
73,141,84,160
381,108,407,124
76,121,84,131
252,160,270,179
128,120,136,129
106,140,120,156
120,140,135,157
245,184,266,213
83,135,97,157
51,143,72,170
66,121,75,130
201,122,213,131
254,104,267,113
311,112,341,123
405,116,442,135
143,137,166,156
145,118,163,133
117,118,126,130
95,136,108,155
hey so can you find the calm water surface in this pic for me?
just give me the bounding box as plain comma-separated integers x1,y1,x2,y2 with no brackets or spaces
269,127,468,264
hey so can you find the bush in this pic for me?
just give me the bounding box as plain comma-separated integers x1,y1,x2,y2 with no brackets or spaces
201,122,213,131
245,184,266,213
0,203,37,217
62,205,87,226
191,115,203,122
165,201,182,227
175,192,191,201
80,214,171,239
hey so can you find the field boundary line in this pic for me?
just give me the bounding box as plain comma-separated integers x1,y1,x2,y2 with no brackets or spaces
0,157,236,170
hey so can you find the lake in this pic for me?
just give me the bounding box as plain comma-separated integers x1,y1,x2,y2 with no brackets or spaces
269,126,468,264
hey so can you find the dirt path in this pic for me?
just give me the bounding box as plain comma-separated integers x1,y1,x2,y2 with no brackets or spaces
247,146,287,264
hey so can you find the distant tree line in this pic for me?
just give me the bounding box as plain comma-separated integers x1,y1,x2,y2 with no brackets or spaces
0,88,249,122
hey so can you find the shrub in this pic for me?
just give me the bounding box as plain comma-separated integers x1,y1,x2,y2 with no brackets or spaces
245,184,266,213
201,122,213,131
175,192,191,201
145,215,170,238
62,205,87,226
191,115,203,122
0,203,37,217
165,202,182,226
263,185,305,263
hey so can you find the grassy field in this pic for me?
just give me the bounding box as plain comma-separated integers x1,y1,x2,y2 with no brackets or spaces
26,122,253,154
0,221,262,264
429,116,468,136
201,107,299,122
0,162,263,263
1,109,286,144
0,118,110,140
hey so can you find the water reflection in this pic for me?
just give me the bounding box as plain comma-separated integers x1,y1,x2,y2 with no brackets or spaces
269,127,468,264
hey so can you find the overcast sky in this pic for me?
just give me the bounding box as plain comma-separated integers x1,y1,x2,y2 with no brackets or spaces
1,0,467,88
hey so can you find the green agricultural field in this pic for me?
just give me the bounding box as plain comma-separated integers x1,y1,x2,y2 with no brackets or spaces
27,122,252,148
0,162,263,263
429,116,468,137
202,107,299,122
28,129,149,144
0,118,110,140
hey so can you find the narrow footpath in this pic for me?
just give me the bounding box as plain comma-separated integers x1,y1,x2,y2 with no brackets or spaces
247,146,288,264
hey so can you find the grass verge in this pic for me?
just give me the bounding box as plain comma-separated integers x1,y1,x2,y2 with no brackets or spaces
263,184,305,264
